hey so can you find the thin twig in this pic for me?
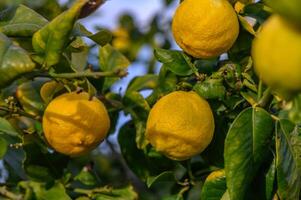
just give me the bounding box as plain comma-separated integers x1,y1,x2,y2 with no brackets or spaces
0,186,22,200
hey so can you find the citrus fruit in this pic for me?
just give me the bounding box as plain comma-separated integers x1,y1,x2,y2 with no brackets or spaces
252,15,301,92
43,92,110,156
146,91,215,161
172,0,239,59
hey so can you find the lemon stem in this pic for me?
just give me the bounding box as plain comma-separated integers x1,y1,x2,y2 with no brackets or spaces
257,80,263,100
0,106,41,121
48,69,128,79
0,186,22,200
258,87,272,108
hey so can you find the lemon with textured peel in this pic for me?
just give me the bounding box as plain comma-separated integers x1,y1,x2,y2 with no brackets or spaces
43,92,110,156
252,15,301,92
172,0,239,59
146,91,215,161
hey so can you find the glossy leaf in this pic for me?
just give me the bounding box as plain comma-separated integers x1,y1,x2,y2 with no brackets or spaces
276,119,301,200
201,169,227,200
94,185,138,200
0,5,47,37
19,181,71,200
123,91,150,149
154,48,193,76
74,167,98,186
224,107,274,200
265,159,276,200
16,79,46,116
237,15,256,36
193,78,226,100
40,80,65,104
99,44,130,91
0,33,35,88
0,136,7,159
146,171,175,188
32,0,88,67
73,23,112,46
126,74,158,93
0,117,19,137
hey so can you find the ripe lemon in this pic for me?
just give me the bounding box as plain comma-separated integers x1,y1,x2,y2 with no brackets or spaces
252,15,301,92
172,0,239,59
146,91,215,161
43,92,110,156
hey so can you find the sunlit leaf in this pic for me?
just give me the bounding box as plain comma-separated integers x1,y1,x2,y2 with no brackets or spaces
224,107,274,200
0,5,47,37
0,33,35,88
276,119,301,200
99,44,130,91
32,0,88,68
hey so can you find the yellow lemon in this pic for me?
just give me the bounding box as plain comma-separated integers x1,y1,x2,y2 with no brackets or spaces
112,27,130,50
252,15,301,92
172,0,239,59
43,92,110,156
146,91,215,161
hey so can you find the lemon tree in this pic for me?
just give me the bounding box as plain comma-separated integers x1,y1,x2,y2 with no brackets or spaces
0,0,301,200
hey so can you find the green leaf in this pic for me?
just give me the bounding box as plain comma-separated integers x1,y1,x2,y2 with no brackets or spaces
154,48,193,76
0,5,48,37
32,0,88,68
94,185,138,200
126,74,158,93
289,94,301,125
89,29,112,46
43,182,71,200
237,15,256,36
201,169,227,200
276,119,301,200
193,78,226,100
0,33,36,88
224,107,274,200
16,78,46,116
40,80,65,104
99,44,130,91
0,117,19,136
146,66,177,106
19,181,71,200
24,0,63,20
265,159,276,200
123,91,150,149
146,171,175,188
73,23,112,46
74,167,97,186
0,136,7,158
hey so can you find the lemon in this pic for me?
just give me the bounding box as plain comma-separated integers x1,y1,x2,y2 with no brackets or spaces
252,15,301,92
112,27,130,50
43,92,110,156
146,91,215,161
172,0,239,59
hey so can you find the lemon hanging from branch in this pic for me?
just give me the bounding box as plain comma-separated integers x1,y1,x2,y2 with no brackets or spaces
172,0,239,59
146,91,215,161
42,92,110,156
